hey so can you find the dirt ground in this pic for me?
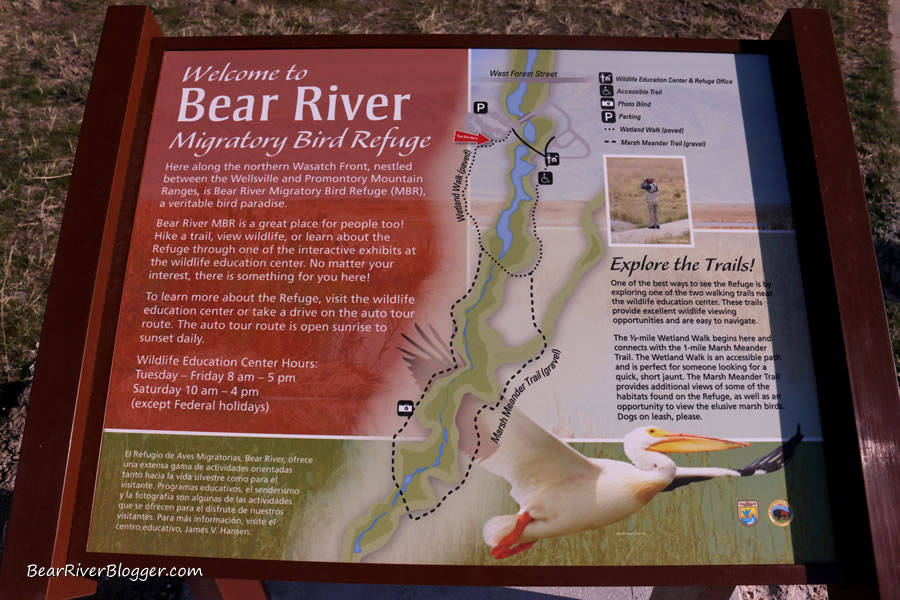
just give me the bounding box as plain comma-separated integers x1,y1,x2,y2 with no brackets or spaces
610,218,692,245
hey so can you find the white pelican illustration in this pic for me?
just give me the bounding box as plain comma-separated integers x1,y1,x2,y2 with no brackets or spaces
477,408,801,558
396,325,801,559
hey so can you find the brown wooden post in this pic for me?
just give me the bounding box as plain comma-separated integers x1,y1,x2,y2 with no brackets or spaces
650,586,736,600
0,6,162,599
772,8,900,597
0,7,890,594
186,577,268,600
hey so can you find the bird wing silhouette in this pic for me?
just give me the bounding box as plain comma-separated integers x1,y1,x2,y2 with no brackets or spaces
396,323,459,389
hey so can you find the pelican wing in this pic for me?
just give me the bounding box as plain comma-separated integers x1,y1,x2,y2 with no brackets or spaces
477,408,599,508
663,425,803,492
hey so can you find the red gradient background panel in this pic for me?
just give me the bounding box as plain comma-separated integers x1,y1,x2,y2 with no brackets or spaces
102,49,468,435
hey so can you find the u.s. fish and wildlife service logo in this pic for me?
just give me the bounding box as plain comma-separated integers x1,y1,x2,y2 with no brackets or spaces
737,500,759,527
768,499,793,527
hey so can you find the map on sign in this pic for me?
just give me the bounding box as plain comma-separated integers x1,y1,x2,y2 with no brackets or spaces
87,47,835,567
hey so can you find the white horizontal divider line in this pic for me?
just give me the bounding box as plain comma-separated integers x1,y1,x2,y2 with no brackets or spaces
103,428,422,441
104,429,821,443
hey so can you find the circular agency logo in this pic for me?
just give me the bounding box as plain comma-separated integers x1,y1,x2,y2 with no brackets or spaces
767,499,793,527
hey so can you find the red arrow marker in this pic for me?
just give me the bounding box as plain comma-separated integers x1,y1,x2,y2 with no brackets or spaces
454,130,491,145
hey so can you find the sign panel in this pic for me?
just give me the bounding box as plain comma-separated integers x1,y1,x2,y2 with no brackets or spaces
87,47,834,567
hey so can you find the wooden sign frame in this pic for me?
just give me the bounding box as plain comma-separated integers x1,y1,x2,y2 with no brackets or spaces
1,6,897,599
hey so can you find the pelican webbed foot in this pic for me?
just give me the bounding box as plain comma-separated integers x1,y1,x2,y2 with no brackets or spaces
489,511,536,560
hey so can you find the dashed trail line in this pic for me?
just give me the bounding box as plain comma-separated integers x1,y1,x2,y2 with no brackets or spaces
388,128,550,520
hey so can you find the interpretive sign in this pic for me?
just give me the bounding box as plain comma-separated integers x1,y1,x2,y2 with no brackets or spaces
4,7,899,597
88,45,832,567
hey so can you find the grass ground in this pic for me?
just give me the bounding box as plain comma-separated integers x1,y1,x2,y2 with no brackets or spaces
0,0,897,598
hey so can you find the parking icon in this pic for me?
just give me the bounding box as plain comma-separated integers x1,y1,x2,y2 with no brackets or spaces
601,110,617,123
473,101,488,114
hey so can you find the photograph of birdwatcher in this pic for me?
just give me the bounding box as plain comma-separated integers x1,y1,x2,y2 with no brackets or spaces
605,155,693,246
641,177,660,228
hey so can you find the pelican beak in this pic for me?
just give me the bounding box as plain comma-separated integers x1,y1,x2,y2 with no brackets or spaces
648,432,750,453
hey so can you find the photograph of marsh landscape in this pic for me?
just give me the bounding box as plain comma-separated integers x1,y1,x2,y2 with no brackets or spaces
691,202,795,231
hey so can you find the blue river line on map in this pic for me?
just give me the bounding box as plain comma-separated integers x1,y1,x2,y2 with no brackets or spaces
353,48,542,554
